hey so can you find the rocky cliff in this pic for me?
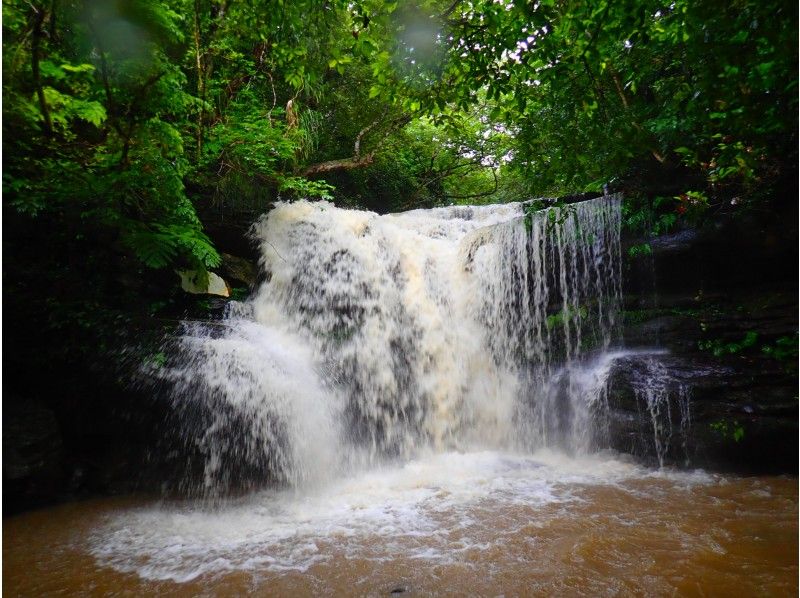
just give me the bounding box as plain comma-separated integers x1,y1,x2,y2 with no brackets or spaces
611,206,798,472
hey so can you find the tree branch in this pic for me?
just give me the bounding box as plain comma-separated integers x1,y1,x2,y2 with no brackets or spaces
302,113,411,177
443,168,499,200
609,68,629,109
193,0,205,162
438,0,463,19
302,155,377,176
419,158,484,189
354,112,385,160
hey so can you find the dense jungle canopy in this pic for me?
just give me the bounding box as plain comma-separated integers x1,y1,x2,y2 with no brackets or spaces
2,0,797,374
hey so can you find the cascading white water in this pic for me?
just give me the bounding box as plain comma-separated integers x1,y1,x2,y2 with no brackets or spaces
627,356,693,467
161,195,623,494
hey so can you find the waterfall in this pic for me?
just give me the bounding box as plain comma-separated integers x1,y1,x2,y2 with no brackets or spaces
630,357,692,467
158,195,623,495
606,353,693,467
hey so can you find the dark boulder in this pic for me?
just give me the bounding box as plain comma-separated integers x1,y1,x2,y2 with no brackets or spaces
3,399,65,513
219,252,258,288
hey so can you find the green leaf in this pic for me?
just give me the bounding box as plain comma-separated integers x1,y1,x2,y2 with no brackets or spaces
39,60,66,80
60,63,95,74
73,101,107,126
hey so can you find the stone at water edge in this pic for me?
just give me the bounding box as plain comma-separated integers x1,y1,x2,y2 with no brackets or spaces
220,253,258,288
177,270,230,297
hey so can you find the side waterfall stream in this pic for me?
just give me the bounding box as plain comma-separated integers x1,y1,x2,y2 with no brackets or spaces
4,197,796,596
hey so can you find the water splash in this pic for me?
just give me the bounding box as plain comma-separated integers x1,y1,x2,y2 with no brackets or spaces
159,195,624,495
158,318,344,494
628,356,693,467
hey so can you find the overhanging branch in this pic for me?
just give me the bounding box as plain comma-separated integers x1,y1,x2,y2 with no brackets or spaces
302,155,377,176
302,113,410,177
443,167,499,200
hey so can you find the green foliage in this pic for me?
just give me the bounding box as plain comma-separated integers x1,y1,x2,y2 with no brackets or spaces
397,0,798,207
229,287,250,302
279,177,335,201
41,85,107,128
699,331,759,357
207,93,295,172
627,243,653,258
710,419,745,443
123,223,220,270
622,194,683,239
546,306,589,330
3,0,220,276
5,0,798,224
761,335,799,362
2,0,796,361
761,334,799,374
523,202,538,232
145,351,168,369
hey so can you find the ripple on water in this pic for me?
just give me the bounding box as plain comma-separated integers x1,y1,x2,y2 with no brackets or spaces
3,451,796,596
86,450,712,582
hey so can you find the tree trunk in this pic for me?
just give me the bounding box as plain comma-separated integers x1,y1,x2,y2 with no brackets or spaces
193,0,205,163
31,6,53,135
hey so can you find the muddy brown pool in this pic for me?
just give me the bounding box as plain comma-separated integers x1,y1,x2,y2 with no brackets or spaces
3,451,797,597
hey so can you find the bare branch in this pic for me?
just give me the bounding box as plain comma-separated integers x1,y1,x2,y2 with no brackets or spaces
354,110,386,160
610,69,629,109
302,113,411,177
419,159,484,189
302,155,377,176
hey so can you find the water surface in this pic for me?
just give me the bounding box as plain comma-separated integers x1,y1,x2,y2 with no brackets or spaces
4,450,797,596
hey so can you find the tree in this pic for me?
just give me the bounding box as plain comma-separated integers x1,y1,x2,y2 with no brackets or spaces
404,0,797,209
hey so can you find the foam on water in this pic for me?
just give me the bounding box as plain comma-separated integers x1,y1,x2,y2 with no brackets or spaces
90,449,708,582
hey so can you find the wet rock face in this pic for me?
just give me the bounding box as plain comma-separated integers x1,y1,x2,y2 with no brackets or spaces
219,252,258,288
623,207,797,300
615,208,798,474
604,353,798,473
